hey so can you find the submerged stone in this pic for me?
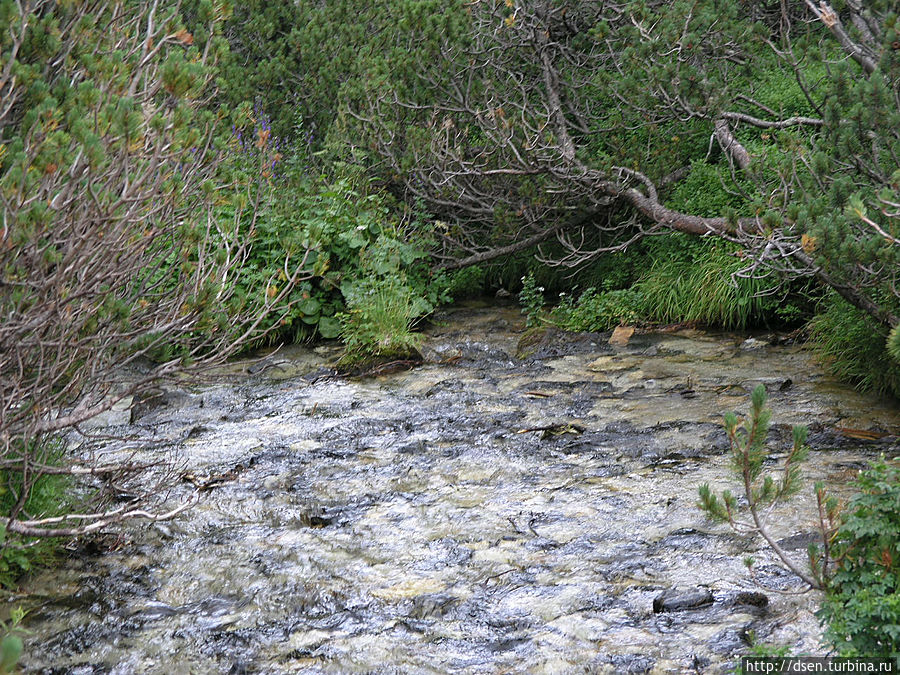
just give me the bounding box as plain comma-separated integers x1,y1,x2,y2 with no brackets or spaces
652,588,714,613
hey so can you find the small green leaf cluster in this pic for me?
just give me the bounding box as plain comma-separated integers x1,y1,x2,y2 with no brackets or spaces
518,273,546,327
550,287,641,332
0,441,69,587
223,143,448,352
338,275,426,364
819,460,900,657
0,606,26,675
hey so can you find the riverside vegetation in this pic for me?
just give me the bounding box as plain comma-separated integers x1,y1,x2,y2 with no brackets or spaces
1,0,899,667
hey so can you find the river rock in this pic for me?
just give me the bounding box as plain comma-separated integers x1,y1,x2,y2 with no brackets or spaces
80,395,133,428
739,337,766,350
731,591,769,608
130,387,192,423
652,588,714,613
609,325,635,346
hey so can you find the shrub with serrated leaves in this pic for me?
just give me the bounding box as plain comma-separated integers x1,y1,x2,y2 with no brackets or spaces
819,460,900,657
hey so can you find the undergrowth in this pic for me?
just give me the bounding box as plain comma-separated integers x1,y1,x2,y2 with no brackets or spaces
809,295,900,398
0,441,70,588
635,238,786,330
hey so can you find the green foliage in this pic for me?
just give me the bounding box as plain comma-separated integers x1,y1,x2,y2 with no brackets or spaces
889,326,900,366
223,135,446,348
810,295,900,398
699,385,809,522
518,273,546,327
699,385,826,589
636,236,785,330
791,28,900,334
442,265,487,300
664,161,751,217
550,287,641,332
0,606,26,675
338,275,426,365
0,443,68,587
819,460,900,657
209,0,306,140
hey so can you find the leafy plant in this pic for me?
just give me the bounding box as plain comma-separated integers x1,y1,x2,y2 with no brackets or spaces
550,287,641,332
0,442,69,587
0,606,26,675
519,273,546,327
889,327,900,366
810,295,900,398
338,275,426,364
698,385,838,590
443,265,487,300
819,460,900,657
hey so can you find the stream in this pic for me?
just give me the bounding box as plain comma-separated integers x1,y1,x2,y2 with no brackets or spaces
18,303,900,674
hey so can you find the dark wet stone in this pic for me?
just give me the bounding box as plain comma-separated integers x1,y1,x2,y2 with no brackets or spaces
653,588,714,613
516,327,611,360
396,439,427,454
301,366,340,383
597,653,656,674
426,538,474,566
524,537,561,552
246,357,292,375
130,387,193,423
703,426,731,454
408,593,459,619
777,531,822,551
749,564,805,591
486,636,530,652
707,625,753,654
130,601,179,621
655,527,719,551
731,591,769,608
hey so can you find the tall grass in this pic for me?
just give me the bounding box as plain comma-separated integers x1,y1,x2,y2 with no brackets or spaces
809,295,900,398
636,241,779,330
338,275,425,365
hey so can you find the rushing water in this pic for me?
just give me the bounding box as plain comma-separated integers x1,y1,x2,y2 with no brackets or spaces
17,303,900,674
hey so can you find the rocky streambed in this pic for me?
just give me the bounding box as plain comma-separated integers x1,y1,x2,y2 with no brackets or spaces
17,303,900,674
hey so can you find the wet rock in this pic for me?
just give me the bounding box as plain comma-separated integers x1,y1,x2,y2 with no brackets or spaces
740,337,766,350
131,386,201,423
708,626,752,654
131,601,179,622
408,593,458,619
517,327,609,360
246,357,290,375
609,325,635,347
597,653,656,674
731,591,769,608
653,588,714,613
777,531,822,551
79,395,133,429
